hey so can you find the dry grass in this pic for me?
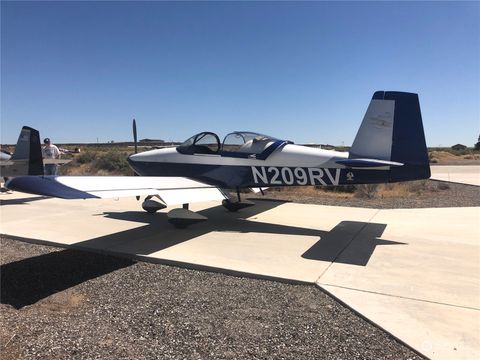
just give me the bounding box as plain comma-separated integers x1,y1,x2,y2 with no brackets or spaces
270,186,354,199
271,180,450,200
429,150,480,164
59,150,133,176
376,180,448,198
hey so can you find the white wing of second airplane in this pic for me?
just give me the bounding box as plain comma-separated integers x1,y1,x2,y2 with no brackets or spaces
43,159,73,165
5,176,226,206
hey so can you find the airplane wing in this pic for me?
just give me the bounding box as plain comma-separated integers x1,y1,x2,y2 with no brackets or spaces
43,159,72,165
5,176,226,206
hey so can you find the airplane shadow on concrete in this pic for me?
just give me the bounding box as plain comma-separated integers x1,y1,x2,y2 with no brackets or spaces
301,222,405,266
0,195,48,205
92,201,405,267
1,200,405,309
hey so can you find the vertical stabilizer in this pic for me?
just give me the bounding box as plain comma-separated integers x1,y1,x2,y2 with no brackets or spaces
10,126,44,175
350,91,430,182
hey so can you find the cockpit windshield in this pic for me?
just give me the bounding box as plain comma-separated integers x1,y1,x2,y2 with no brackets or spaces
176,132,220,155
222,132,279,154
176,131,289,158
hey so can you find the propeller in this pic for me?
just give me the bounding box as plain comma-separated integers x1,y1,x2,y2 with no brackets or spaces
133,118,138,154
132,118,140,200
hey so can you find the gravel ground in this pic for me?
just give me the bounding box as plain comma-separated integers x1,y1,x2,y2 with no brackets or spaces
0,237,422,360
251,180,480,209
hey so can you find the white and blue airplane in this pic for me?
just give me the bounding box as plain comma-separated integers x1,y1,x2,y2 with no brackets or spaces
6,91,430,227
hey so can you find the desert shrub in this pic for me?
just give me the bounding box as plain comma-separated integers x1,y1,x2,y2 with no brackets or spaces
354,184,378,199
406,180,428,194
317,185,356,193
76,151,97,164
449,148,473,156
437,182,451,190
267,186,284,192
91,151,131,175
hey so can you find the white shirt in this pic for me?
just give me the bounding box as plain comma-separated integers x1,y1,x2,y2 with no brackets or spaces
42,144,60,159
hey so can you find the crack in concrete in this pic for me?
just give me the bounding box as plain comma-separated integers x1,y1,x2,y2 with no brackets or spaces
317,283,480,311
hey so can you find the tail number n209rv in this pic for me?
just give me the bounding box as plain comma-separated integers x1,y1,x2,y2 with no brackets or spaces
251,166,340,186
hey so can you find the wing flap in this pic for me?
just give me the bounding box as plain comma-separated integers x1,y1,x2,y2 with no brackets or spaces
157,187,225,205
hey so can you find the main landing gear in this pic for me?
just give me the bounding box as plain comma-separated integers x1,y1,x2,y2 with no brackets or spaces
222,188,255,212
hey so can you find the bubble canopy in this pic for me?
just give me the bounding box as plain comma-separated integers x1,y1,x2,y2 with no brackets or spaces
176,131,289,157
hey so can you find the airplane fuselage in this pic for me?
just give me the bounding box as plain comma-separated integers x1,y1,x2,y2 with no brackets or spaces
128,144,394,189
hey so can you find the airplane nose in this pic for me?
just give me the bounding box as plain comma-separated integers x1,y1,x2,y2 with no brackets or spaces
127,153,142,174
128,151,156,163
127,147,177,176
128,153,140,162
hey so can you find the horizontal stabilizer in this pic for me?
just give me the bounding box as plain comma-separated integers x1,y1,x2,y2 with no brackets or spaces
336,158,403,168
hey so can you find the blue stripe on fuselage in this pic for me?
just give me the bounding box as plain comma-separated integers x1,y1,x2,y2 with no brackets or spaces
128,160,391,188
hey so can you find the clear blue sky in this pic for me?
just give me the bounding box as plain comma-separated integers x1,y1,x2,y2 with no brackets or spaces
1,1,479,146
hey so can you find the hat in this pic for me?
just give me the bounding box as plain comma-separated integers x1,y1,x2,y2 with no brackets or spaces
44,138,51,144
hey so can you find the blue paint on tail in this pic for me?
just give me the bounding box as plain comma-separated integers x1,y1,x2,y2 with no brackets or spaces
381,91,430,182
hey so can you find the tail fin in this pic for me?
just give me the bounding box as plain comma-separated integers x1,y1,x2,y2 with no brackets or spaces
10,126,44,175
350,91,430,182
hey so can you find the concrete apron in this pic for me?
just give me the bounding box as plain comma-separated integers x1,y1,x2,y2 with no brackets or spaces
1,191,479,359
430,165,480,186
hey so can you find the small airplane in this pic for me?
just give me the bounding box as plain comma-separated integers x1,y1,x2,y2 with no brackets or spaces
6,91,430,227
0,126,71,179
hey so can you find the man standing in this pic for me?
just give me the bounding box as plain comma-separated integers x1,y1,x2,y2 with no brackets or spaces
42,138,61,175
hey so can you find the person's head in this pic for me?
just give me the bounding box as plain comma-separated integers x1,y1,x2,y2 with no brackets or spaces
43,138,51,145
